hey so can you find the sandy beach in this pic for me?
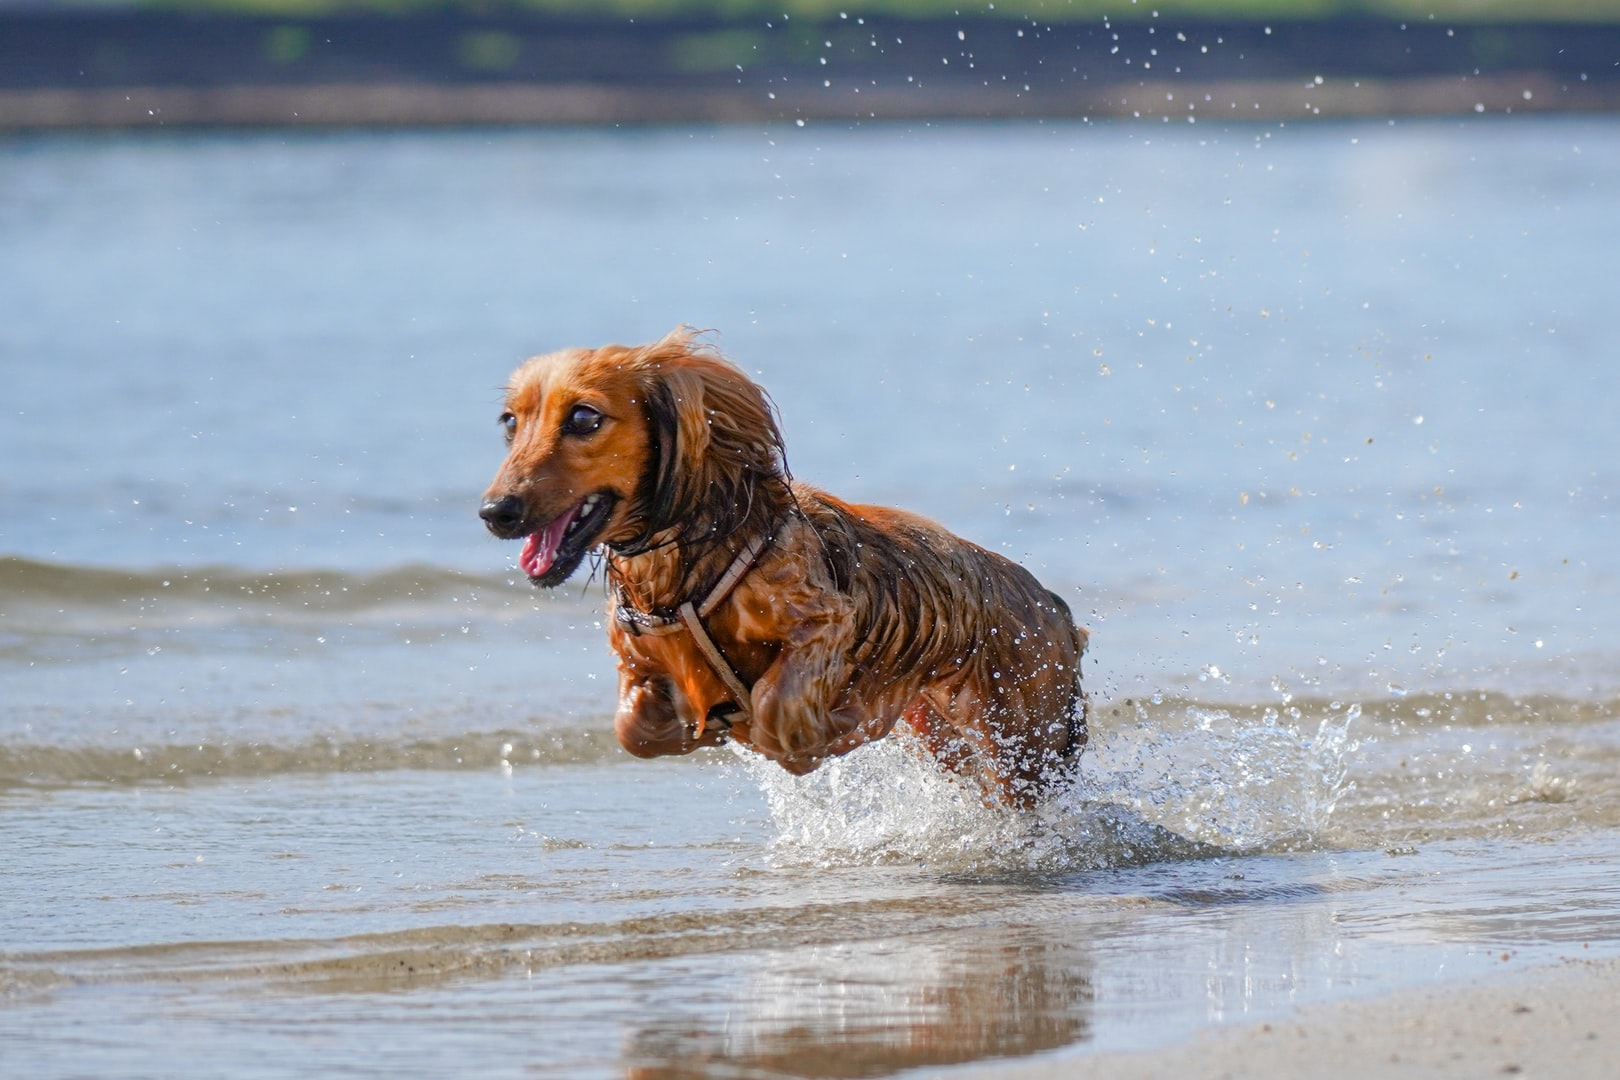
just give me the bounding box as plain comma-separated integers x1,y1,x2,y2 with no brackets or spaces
969,957,1620,1079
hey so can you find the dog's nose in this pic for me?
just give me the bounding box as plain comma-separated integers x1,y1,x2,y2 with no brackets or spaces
479,495,525,535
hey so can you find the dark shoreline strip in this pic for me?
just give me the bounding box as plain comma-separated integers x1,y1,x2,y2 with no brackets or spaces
3,73,1613,131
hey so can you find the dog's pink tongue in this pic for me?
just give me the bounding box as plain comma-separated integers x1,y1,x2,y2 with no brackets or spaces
519,511,572,578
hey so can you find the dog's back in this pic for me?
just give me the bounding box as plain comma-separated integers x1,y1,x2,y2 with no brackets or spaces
794,484,1088,795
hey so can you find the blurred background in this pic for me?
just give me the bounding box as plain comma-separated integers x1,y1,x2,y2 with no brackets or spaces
3,0,1618,128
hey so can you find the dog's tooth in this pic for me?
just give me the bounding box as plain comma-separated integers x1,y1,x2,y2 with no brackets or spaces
566,496,595,539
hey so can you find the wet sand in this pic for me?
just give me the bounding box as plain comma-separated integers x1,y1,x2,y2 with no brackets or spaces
978,957,1620,1079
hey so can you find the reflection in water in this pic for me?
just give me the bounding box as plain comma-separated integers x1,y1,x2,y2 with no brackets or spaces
621,928,1093,1078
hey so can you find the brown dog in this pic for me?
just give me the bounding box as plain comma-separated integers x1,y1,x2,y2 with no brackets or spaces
479,329,1088,804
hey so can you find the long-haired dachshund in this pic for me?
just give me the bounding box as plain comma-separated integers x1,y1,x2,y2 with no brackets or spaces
479,329,1088,804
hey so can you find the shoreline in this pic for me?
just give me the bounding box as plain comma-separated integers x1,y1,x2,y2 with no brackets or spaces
3,12,1617,131
965,956,1620,1079
3,72,1614,131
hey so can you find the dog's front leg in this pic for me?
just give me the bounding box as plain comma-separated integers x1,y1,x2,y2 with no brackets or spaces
749,603,883,773
614,673,722,758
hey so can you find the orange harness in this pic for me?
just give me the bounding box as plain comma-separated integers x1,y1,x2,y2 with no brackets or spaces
610,519,784,721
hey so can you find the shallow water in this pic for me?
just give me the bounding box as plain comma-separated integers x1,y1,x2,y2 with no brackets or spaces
3,116,1619,1077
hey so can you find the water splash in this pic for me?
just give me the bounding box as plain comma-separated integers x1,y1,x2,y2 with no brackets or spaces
1083,700,1360,852
738,698,1360,873
738,734,1007,869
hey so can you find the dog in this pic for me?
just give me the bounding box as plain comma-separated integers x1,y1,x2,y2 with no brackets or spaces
479,329,1088,804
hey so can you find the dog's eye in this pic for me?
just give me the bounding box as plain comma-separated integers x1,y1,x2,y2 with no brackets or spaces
498,412,517,443
562,404,603,436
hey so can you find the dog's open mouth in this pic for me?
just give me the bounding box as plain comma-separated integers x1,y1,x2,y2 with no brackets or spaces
519,492,616,587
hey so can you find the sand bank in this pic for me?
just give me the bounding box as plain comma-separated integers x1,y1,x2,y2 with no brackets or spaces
2,73,1616,131
965,957,1620,1079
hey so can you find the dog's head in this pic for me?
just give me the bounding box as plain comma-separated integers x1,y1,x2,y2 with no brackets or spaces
479,328,787,587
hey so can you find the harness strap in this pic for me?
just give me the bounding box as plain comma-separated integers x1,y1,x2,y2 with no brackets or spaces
612,517,787,722
679,600,754,712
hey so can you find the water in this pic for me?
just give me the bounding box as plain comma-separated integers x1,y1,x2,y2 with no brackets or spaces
2,117,1619,1077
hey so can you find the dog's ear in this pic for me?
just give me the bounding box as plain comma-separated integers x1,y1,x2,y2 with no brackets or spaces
631,329,786,543
640,365,711,534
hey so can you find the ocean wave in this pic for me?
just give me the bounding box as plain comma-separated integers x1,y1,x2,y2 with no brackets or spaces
0,726,624,790
0,555,523,615
5,687,1615,792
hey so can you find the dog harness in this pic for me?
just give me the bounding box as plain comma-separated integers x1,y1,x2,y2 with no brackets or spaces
610,517,786,722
